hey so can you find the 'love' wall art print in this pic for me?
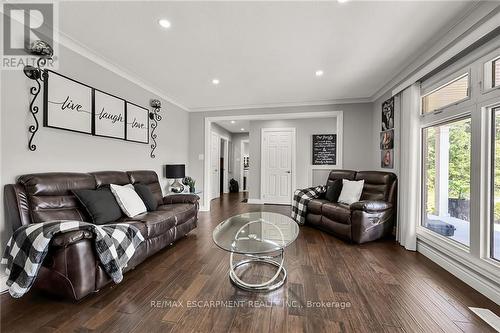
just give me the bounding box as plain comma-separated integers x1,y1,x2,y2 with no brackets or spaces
43,70,149,144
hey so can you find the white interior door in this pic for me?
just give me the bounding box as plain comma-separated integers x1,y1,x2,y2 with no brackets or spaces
262,129,295,204
210,132,220,200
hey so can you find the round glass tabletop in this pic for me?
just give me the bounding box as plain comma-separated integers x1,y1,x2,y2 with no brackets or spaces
212,212,299,254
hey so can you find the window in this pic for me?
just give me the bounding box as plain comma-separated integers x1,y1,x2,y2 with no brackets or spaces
422,74,469,114
422,118,471,247
493,58,500,88
483,56,500,91
491,107,500,260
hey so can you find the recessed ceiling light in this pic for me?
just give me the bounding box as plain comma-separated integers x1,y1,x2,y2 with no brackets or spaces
158,19,171,29
337,0,349,3
315,70,324,77
231,120,236,124
241,128,245,131
212,78,220,85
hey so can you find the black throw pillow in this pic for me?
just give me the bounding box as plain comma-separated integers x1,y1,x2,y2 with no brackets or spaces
325,179,343,202
72,188,123,224
134,184,158,211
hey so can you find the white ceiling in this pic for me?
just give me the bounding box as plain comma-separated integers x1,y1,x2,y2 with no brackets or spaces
58,1,475,111
215,120,250,133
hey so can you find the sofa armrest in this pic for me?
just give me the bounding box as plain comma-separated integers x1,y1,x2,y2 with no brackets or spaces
350,200,392,212
51,230,93,247
163,194,200,205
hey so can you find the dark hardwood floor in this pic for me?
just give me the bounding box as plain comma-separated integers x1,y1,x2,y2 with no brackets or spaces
1,193,499,332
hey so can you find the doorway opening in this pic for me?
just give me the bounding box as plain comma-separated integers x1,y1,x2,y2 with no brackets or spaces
241,139,249,192
209,130,229,201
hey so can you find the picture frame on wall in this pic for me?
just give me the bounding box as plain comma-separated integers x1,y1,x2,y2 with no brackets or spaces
382,97,394,131
380,129,394,150
126,102,149,144
312,134,337,165
381,149,393,169
44,70,93,134
93,90,126,140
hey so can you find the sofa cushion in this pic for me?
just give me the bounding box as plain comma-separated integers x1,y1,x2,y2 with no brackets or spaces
338,179,364,205
322,202,351,225
355,171,397,202
122,221,148,239
127,170,164,207
17,172,96,223
124,211,176,238
308,199,329,215
125,204,195,238
110,184,147,217
91,171,130,187
325,179,343,202
134,184,158,211
157,203,197,225
326,170,356,188
72,188,123,224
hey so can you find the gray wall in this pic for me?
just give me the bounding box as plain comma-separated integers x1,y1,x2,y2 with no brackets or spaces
0,44,190,274
248,118,337,199
188,103,374,207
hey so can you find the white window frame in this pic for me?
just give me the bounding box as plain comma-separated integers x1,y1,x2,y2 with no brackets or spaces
481,54,500,94
417,43,500,284
420,71,471,115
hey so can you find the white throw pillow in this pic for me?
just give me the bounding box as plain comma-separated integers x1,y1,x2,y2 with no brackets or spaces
110,184,147,217
337,179,365,205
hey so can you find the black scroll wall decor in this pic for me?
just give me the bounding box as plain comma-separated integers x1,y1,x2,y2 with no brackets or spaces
23,40,54,151
149,99,162,158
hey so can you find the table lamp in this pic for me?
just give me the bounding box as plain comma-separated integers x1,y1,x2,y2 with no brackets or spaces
165,164,185,193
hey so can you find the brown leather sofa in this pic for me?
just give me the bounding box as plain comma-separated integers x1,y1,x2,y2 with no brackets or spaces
4,170,199,300
306,170,397,243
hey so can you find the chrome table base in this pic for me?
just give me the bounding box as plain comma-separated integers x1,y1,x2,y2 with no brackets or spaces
229,249,287,292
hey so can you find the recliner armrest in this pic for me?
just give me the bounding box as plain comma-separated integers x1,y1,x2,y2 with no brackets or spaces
350,200,392,212
163,194,200,205
51,230,93,247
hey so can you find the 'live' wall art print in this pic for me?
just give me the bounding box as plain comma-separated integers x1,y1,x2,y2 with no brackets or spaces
44,71,93,134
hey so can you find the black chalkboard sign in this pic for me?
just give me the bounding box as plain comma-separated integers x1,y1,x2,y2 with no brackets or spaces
312,134,337,165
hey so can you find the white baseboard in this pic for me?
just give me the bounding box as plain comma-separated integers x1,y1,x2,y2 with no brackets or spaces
199,205,209,212
469,307,500,331
247,199,264,204
418,241,500,305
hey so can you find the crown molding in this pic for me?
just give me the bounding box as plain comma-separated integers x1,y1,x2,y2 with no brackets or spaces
57,32,190,111
18,1,497,113
2,1,190,110
372,1,499,101
188,97,372,112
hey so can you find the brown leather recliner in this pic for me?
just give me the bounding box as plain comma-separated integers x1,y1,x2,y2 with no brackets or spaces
306,170,397,244
3,170,199,300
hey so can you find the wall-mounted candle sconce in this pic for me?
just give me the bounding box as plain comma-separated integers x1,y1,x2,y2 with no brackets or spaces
23,40,54,151
149,99,162,158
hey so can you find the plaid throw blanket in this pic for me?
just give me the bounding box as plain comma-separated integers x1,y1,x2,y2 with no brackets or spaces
1,220,145,298
291,186,327,225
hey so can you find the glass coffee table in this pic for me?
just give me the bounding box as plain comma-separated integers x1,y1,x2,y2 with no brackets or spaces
212,212,299,292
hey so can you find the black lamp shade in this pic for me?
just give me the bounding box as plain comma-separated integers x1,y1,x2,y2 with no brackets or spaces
165,164,185,179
